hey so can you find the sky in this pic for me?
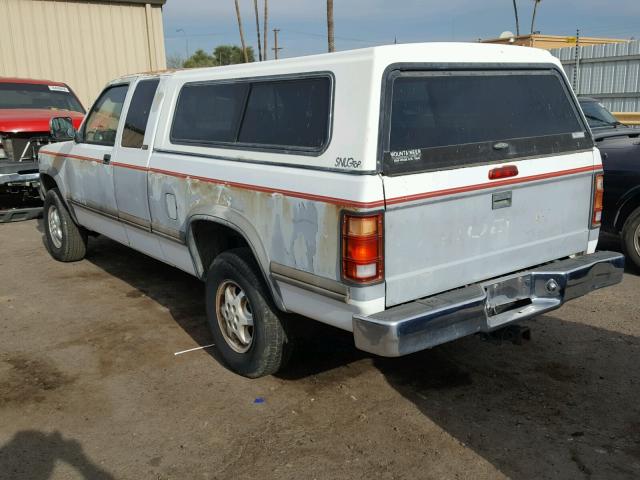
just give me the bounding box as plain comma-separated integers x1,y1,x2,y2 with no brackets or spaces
162,0,640,61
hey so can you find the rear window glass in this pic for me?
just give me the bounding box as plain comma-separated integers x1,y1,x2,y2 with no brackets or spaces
170,76,331,152
238,78,330,149
384,70,591,175
171,83,248,144
122,79,159,149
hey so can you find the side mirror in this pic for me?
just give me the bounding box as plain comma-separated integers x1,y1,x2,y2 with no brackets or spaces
49,116,76,141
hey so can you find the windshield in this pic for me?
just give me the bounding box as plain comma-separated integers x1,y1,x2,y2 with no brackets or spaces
579,100,620,128
0,82,84,113
384,69,591,175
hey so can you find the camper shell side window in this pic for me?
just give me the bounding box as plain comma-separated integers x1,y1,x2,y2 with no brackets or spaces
169,73,333,156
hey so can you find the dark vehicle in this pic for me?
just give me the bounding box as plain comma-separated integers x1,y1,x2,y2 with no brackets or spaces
0,78,84,222
579,97,640,268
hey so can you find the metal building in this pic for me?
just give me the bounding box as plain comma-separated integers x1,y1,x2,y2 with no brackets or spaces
550,40,640,113
0,0,167,108
482,34,625,51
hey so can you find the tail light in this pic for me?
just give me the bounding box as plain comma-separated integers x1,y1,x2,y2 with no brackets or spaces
592,173,604,227
342,212,384,284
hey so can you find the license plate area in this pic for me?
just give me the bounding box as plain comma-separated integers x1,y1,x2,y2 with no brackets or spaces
484,274,533,317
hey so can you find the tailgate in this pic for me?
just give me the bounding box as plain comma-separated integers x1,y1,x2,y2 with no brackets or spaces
383,153,597,306
379,66,597,307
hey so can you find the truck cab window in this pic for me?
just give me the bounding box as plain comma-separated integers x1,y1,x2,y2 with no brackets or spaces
83,85,128,146
122,79,160,149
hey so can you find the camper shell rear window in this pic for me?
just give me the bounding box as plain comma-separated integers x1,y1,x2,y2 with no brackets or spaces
381,67,592,176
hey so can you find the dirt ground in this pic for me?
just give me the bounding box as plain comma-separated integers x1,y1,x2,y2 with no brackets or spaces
0,219,639,480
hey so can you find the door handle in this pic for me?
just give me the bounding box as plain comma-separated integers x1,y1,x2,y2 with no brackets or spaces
103,154,111,164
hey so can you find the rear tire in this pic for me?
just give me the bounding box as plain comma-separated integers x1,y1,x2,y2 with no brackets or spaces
205,248,290,378
621,206,640,271
43,188,87,262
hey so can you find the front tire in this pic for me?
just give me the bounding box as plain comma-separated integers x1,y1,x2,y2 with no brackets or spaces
43,188,88,262
205,248,289,378
622,206,640,271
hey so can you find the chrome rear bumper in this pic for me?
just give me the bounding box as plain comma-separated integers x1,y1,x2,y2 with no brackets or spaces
353,251,624,357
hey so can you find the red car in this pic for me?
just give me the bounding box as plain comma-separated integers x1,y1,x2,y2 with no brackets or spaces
0,77,84,222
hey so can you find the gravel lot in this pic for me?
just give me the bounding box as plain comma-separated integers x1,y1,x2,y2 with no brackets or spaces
1,220,639,479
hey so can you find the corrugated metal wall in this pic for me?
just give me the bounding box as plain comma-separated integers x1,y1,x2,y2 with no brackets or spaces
0,0,166,109
550,40,640,112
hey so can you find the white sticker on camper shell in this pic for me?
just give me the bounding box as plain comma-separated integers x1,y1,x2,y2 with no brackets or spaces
389,149,422,163
572,131,586,139
48,85,70,93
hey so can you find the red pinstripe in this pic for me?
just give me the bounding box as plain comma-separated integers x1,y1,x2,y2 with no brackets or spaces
39,150,601,209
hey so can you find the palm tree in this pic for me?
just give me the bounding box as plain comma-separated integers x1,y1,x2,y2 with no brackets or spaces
234,0,249,63
253,0,262,61
512,0,520,36
263,0,269,60
327,0,335,52
530,0,541,35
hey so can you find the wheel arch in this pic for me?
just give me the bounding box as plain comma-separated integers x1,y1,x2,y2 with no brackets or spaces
186,214,286,311
39,173,58,194
614,187,640,232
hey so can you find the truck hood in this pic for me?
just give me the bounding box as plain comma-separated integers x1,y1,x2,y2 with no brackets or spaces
591,125,640,141
0,109,84,134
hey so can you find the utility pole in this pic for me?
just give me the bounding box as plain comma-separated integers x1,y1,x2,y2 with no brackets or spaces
272,28,282,59
263,0,269,60
234,0,249,63
253,0,262,61
176,28,189,58
327,0,335,52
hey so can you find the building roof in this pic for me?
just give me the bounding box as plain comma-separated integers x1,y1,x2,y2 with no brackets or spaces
81,0,166,5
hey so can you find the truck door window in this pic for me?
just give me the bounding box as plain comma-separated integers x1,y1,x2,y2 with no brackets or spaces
122,79,160,149
82,85,128,146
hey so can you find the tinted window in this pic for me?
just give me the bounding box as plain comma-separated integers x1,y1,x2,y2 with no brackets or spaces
579,99,619,128
171,83,248,144
122,79,159,148
0,82,84,112
386,71,589,175
238,78,330,149
83,85,128,146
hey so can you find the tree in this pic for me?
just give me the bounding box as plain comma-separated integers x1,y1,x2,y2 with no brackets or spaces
213,45,255,65
182,49,216,68
234,0,249,63
166,53,185,69
530,0,541,34
253,0,262,61
512,0,520,36
263,0,269,60
327,0,335,52
181,46,254,69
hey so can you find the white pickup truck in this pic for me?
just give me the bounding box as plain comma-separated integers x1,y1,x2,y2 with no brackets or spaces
39,43,624,378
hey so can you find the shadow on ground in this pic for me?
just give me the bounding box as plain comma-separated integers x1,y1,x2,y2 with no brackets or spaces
77,233,640,479
0,430,113,480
